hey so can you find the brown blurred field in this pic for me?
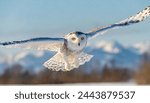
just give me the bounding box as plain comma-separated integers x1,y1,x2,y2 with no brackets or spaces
0,60,149,85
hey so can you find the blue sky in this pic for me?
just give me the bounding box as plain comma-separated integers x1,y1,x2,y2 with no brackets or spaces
0,0,150,54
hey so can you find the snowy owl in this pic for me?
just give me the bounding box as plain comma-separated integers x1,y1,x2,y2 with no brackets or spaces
0,6,150,71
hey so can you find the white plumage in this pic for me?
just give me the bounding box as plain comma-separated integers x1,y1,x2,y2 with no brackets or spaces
0,6,150,71
44,52,93,71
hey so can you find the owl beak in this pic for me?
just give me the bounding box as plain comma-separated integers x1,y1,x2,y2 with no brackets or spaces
77,39,81,46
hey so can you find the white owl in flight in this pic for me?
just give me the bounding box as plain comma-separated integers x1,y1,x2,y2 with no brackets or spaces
0,6,150,71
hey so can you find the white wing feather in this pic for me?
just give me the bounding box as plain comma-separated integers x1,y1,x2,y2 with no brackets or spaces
86,6,150,39
0,37,64,52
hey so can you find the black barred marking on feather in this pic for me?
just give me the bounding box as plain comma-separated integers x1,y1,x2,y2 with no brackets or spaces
0,37,64,46
86,6,150,38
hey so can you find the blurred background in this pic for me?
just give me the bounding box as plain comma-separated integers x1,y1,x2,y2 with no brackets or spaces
0,0,150,85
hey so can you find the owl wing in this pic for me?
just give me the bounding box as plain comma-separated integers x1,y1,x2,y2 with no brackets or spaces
0,37,65,52
86,6,150,39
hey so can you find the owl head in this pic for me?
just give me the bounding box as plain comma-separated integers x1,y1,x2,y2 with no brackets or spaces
65,31,87,51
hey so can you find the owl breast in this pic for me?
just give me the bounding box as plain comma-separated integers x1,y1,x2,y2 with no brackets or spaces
67,42,86,52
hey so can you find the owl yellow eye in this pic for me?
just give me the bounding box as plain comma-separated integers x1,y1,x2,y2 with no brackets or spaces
81,37,84,40
71,37,76,41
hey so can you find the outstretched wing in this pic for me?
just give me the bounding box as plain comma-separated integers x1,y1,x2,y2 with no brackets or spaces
86,6,150,39
0,37,65,52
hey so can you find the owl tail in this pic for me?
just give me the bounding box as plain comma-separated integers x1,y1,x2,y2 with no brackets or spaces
43,52,93,71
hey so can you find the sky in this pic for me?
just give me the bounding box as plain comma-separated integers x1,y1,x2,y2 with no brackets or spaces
0,0,150,54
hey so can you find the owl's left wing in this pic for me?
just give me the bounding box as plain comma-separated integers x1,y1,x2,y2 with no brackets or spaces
0,37,65,52
86,6,150,39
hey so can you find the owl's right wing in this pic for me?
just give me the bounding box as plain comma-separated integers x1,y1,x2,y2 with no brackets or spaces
86,6,150,39
0,37,65,52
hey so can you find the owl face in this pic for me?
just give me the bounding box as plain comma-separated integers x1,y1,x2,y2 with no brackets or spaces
65,31,87,51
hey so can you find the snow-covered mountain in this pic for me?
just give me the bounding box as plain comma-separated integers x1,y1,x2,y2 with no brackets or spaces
0,50,54,74
85,41,142,73
0,41,150,74
132,42,150,55
13,51,54,73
